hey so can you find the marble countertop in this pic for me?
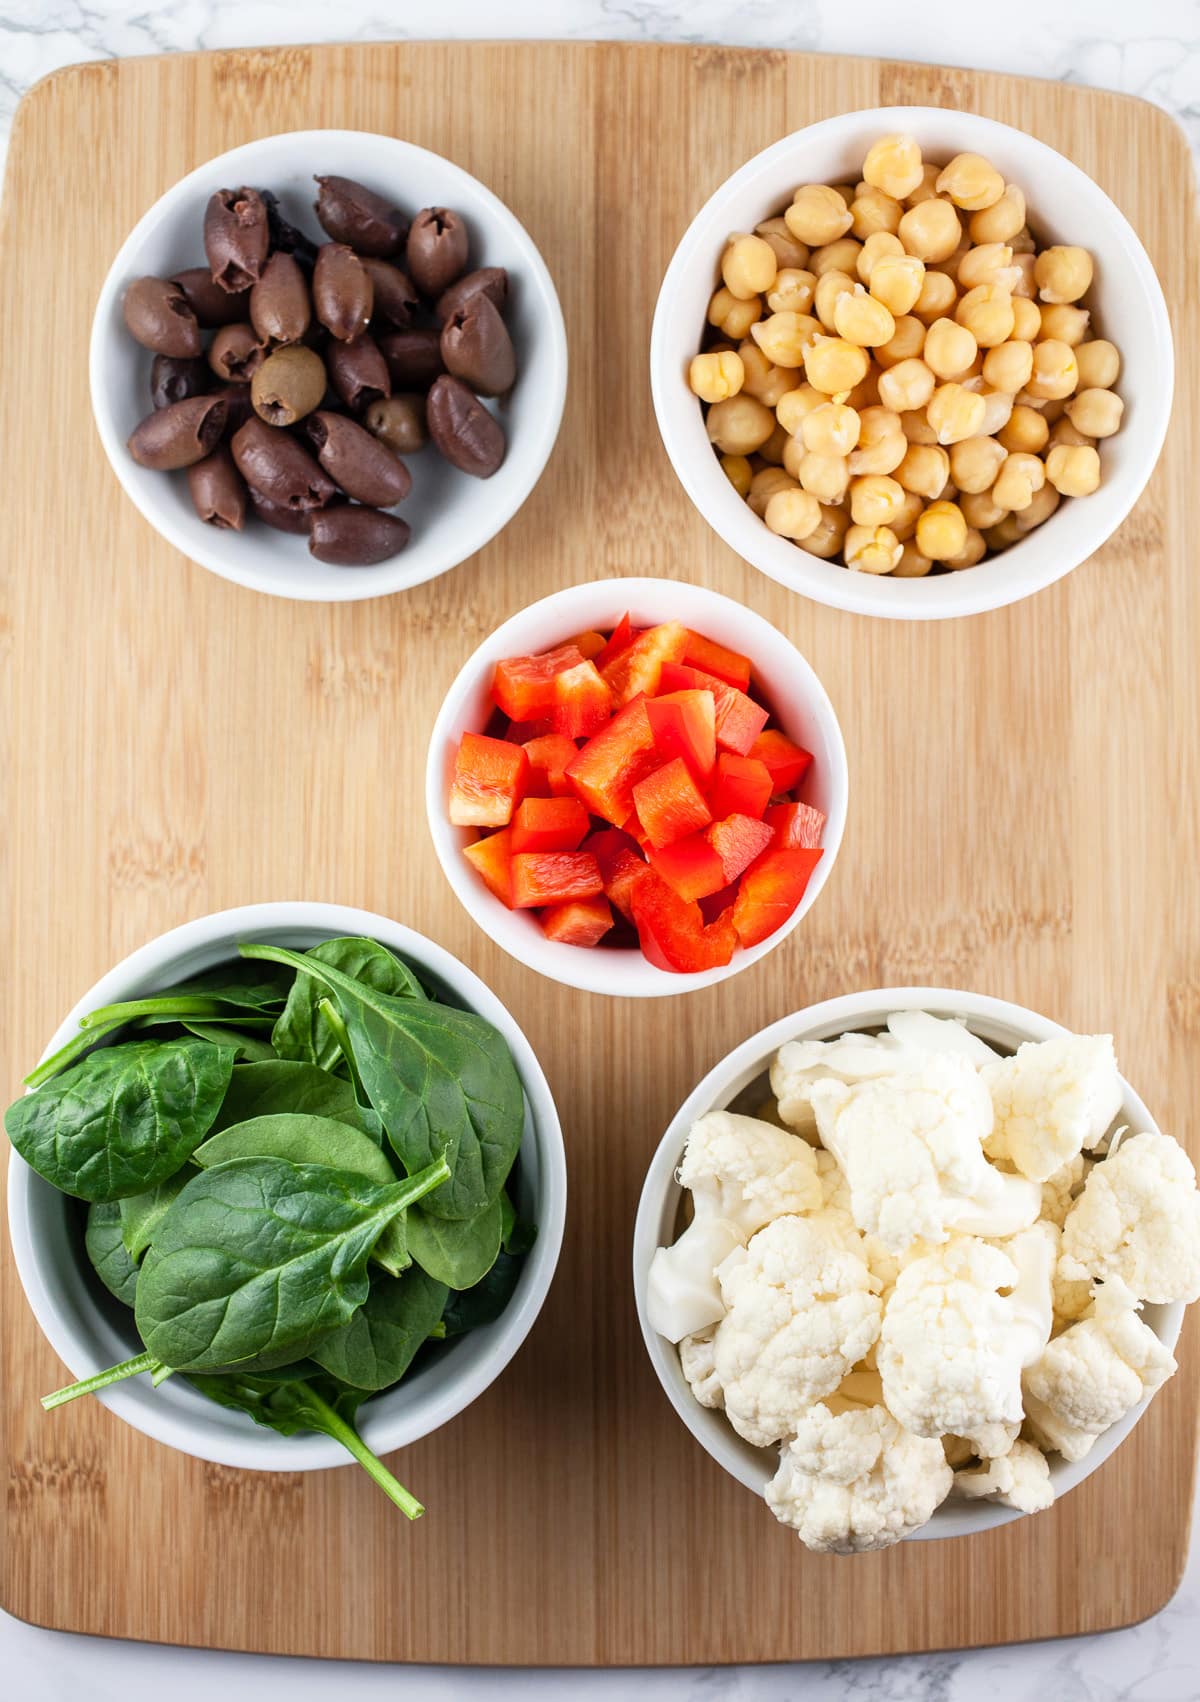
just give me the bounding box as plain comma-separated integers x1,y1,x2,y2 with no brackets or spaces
2,1,1198,1696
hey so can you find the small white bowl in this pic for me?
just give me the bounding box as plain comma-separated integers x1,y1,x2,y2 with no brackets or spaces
90,129,568,602
425,577,848,997
651,107,1173,621
633,986,1184,1540
7,902,567,1473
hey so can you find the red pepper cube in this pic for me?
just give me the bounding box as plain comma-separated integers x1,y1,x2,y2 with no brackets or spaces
732,848,823,947
706,752,773,820
492,641,586,722
539,895,614,948
448,733,529,828
632,758,713,850
699,881,740,926
648,833,727,903
550,659,613,739
750,729,813,793
630,868,737,973
683,629,752,690
585,827,647,922
566,696,660,826
570,629,607,661
522,733,579,799
645,689,717,781
601,620,688,706
511,795,590,854
706,813,775,884
658,662,769,756
765,800,827,850
462,827,515,907
595,612,635,672
510,850,604,909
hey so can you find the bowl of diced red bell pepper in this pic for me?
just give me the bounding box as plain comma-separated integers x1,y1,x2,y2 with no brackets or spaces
426,577,848,995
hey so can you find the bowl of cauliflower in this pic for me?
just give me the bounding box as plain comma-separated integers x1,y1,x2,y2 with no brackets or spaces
632,987,1199,1553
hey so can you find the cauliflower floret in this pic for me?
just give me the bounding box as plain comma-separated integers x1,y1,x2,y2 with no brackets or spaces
1059,1130,1200,1303
954,1439,1054,1514
677,1110,823,1235
1041,1152,1090,1228
713,1216,882,1448
885,1009,1001,1066
982,1035,1121,1182
770,1031,912,1136
766,1402,952,1552
1023,1277,1177,1462
679,1329,723,1409
645,1216,743,1343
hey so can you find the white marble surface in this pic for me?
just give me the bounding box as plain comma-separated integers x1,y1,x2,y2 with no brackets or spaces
2,0,1199,1696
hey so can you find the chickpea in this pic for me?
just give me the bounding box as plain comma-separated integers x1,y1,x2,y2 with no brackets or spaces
1048,416,1096,451
689,349,745,403
767,268,817,315
1075,338,1121,391
844,522,903,573
850,473,905,526
775,383,825,436
844,369,881,412
764,486,822,540
1035,245,1094,304
982,338,1034,394
916,499,968,560
708,286,762,339
802,502,851,558
755,217,809,271
856,230,905,284
1010,226,1037,255
751,311,822,368
862,133,925,200
897,198,962,263
945,527,988,569
936,153,1003,210
992,450,1045,512
781,432,805,479
879,356,936,413
957,243,1016,291
890,488,925,542
1010,296,1041,341
978,387,1014,437
831,184,856,208
969,183,1026,244
720,453,753,497
747,466,799,517
869,253,926,317
955,284,1016,349
902,409,938,444
810,237,863,278
905,162,942,206
1040,396,1067,425
912,268,958,324
1037,303,1090,346
705,393,776,454
786,184,855,247
985,514,1024,549
1014,482,1062,532
850,185,903,239
960,487,1009,530
1046,443,1102,497
874,315,926,369
892,541,934,576
834,286,896,348
927,382,987,445
758,421,789,465
801,401,861,457
804,334,870,395
997,404,1049,455
1009,252,1038,298
848,405,907,474
721,233,777,300
924,318,978,380
1025,338,1079,401
796,449,851,503
738,340,792,407
895,441,950,499
815,269,857,329
949,434,1007,494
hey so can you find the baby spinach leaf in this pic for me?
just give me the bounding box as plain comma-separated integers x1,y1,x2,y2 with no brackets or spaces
24,1016,129,1089
85,1201,140,1306
84,963,293,1031
134,1153,449,1372
310,1266,449,1390
439,1249,527,1337
501,1191,538,1256
206,1060,382,1139
119,1166,196,1262
405,1196,502,1290
5,1038,236,1202
271,937,424,1071
180,1022,277,1061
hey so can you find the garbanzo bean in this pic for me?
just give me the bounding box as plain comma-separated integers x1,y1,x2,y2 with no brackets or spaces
912,268,957,324
1074,339,1120,391
850,473,906,526
892,540,933,576
916,499,968,560
738,340,793,406
751,311,821,368
746,467,798,517
924,317,977,380
1037,303,1090,346
708,286,761,339
810,237,863,278
722,234,778,300
1009,252,1038,297
981,339,1034,394
898,198,962,263
758,421,789,465
957,243,1016,291
755,217,809,270
992,450,1045,512
945,527,988,568
850,185,903,239
689,350,744,403
800,502,850,558
1035,245,1094,304
814,269,857,329
786,184,855,246
1025,338,1079,401
997,404,1049,455
927,382,987,444
936,153,1005,211
874,315,926,369
856,231,905,284
905,162,941,206
895,441,950,499
775,383,825,435
1047,416,1096,451
960,487,1008,530
879,357,936,413
848,405,907,474
844,522,903,573
801,401,861,457
834,287,896,348
767,268,818,315
705,392,775,454
796,449,851,503
720,453,753,497
902,409,938,444
1065,388,1124,438
955,284,1016,348
969,184,1026,244
869,253,926,316
862,134,925,200
804,335,870,395
985,514,1024,549
765,486,822,540
890,487,925,541
949,434,1007,494
978,387,1014,437
1010,296,1041,341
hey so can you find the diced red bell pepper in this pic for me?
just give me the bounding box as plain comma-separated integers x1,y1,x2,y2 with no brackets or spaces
550,660,612,739
566,696,660,826
595,612,635,673
492,642,585,722
539,895,614,947
632,758,713,850
522,734,579,798
449,733,530,827
699,882,740,925
706,753,772,820
765,800,827,850
648,834,726,903
462,827,514,907
570,629,607,661
601,621,688,706
511,795,590,854
705,813,775,883
732,848,823,947
645,689,717,781
630,868,737,973
504,718,553,743
510,850,604,909
585,827,647,921
683,629,752,691
749,729,813,793
658,662,770,756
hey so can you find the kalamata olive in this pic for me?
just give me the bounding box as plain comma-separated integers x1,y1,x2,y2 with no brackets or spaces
251,491,312,534
231,417,338,510
209,383,256,438
378,328,444,391
150,354,210,410
441,295,516,397
260,188,319,271
250,345,328,427
127,394,228,470
325,334,391,412
204,186,270,293
305,411,412,507
434,266,509,326
171,267,250,327
187,446,248,530
122,277,202,358
365,393,427,455
208,323,267,383
361,259,420,330
250,252,311,345
406,207,469,298
309,505,411,565
426,375,505,478
313,243,373,342
314,176,407,258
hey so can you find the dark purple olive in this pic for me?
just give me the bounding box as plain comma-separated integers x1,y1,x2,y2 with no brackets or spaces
231,416,338,510
309,505,411,565
171,267,251,326
406,207,468,298
313,244,373,342
305,411,412,507
440,294,515,397
122,277,201,357
127,394,228,470
325,334,390,412
250,345,327,427
365,393,426,454
314,175,407,257
208,323,267,383
187,446,247,530
209,383,256,438
204,187,270,293
378,328,444,391
150,354,210,410
361,259,420,330
249,252,311,344
426,375,505,478
434,267,509,326
260,188,319,271
251,491,313,534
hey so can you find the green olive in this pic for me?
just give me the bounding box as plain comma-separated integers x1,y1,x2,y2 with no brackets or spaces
250,345,328,428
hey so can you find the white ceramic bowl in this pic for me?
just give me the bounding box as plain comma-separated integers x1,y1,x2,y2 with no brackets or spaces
426,577,848,996
633,986,1184,1540
651,107,1173,620
7,902,567,1472
90,129,568,601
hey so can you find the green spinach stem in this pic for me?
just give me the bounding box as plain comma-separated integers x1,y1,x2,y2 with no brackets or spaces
317,997,367,1102
42,1350,163,1410
24,1017,127,1087
80,996,229,1030
306,1388,424,1520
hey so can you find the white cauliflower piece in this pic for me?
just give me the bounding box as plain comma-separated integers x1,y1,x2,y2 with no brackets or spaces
1023,1277,1177,1462
766,1402,952,1552
982,1035,1121,1181
1059,1130,1200,1303
677,1110,823,1235
885,1009,1001,1066
713,1216,882,1448
770,1030,912,1136
678,1329,723,1409
954,1440,1054,1514
1041,1153,1090,1228
645,1216,743,1343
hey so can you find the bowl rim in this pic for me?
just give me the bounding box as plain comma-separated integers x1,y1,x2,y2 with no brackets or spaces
423,575,850,997
89,127,568,603
632,984,1185,1541
6,900,567,1471
650,105,1175,621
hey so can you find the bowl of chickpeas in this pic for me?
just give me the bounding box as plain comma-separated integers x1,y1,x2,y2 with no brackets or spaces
650,108,1172,618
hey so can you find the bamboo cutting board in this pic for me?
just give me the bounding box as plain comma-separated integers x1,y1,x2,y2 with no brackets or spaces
1,40,1197,1666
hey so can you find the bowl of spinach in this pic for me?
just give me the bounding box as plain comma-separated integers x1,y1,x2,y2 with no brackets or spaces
5,902,566,1518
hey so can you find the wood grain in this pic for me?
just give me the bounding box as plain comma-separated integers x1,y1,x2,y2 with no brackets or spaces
1,41,1197,1665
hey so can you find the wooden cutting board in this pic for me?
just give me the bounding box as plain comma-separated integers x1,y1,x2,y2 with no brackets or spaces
1,40,1197,1666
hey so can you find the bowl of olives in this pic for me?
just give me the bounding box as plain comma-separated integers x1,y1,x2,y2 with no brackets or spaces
90,129,568,601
